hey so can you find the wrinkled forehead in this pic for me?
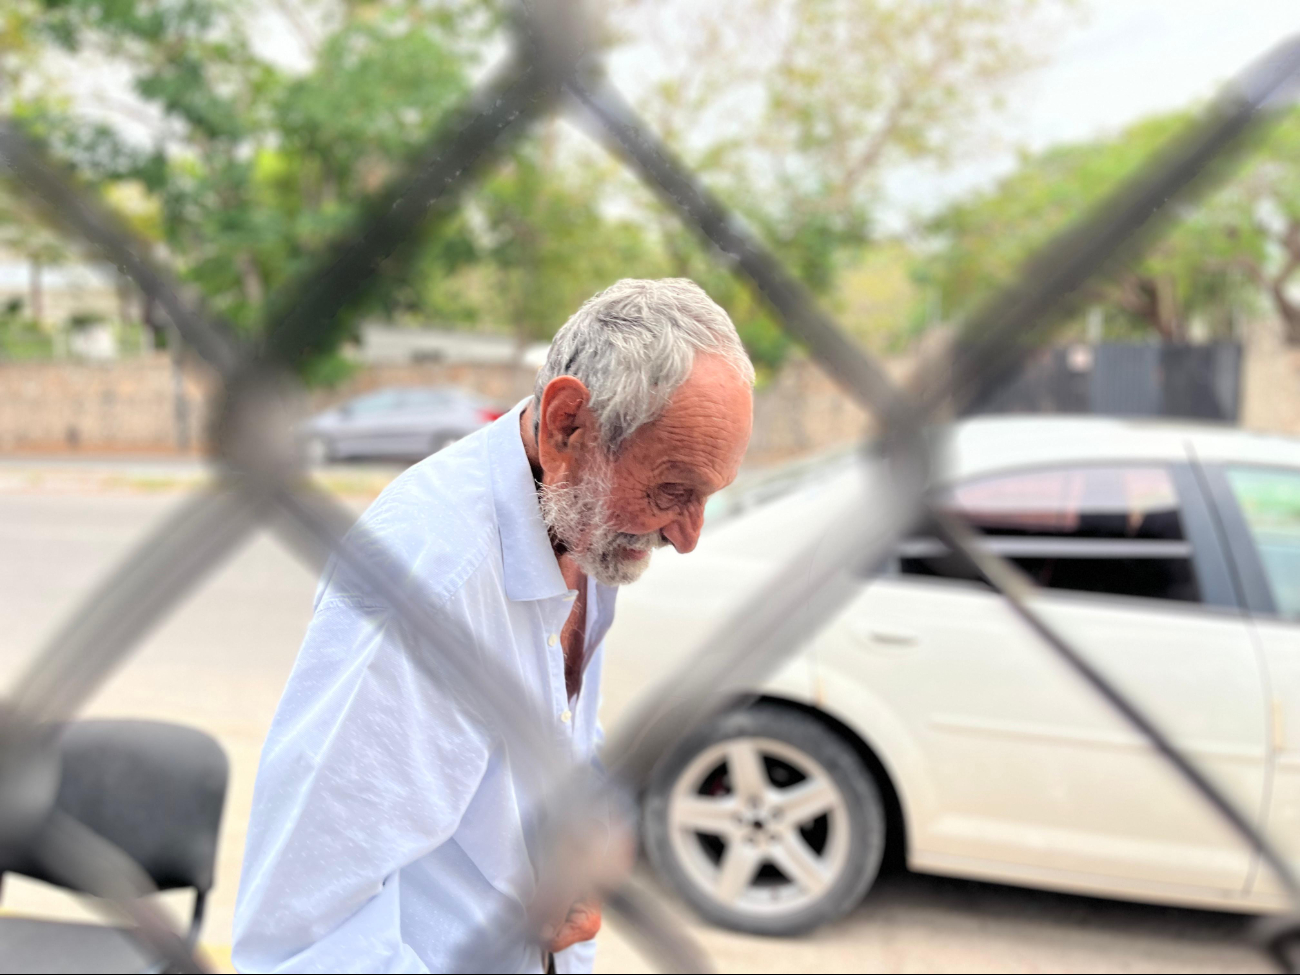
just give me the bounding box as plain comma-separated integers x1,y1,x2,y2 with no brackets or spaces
615,356,752,487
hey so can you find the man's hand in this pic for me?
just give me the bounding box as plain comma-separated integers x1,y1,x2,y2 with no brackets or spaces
535,800,634,954
544,900,602,953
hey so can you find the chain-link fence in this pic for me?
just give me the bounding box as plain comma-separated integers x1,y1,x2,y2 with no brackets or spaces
2,2,1300,971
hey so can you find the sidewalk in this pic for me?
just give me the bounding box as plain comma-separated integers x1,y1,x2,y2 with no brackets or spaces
0,454,405,500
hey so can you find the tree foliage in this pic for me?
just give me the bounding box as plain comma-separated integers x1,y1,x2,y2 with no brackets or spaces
473,128,666,346
1216,112,1300,341
917,109,1293,343
622,0,1063,283
2,0,1075,378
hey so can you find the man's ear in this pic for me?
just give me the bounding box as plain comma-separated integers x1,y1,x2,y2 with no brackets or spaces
537,377,594,477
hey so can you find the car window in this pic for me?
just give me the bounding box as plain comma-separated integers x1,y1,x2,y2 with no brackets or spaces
1225,467,1300,620
346,390,402,415
901,465,1201,603
402,389,454,409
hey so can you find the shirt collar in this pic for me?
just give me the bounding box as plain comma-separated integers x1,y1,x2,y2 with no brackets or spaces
487,398,571,602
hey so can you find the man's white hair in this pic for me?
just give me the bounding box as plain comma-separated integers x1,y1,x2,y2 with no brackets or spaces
534,278,755,451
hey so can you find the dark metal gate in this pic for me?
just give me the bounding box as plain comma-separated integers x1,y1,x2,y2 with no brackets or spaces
963,341,1243,422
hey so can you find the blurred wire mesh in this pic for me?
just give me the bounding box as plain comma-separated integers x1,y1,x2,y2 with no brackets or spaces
1,1,1300,972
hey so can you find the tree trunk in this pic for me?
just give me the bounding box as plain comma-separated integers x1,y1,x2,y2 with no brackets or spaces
142,294,167,349
1111,272,1185,341
172,341,191,452
29,259,43,325
1272,219,1300,344
1274,277,1300,344
1153,274,1184,342
237,251,266,310
116,272,134,325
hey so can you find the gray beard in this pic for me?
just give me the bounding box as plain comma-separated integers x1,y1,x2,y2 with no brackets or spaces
538,453,665,587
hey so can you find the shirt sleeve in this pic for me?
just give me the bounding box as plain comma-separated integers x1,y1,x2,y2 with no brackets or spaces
232,591,493,974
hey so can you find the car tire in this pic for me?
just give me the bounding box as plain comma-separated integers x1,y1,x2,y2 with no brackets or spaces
643,704,885,936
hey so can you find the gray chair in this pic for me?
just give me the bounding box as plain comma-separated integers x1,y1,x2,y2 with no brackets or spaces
0,720,228,974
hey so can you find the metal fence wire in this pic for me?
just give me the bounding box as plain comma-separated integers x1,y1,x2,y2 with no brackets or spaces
2,2,1300,972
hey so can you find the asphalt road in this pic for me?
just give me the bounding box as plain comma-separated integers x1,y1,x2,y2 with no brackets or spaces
0,486,1273,973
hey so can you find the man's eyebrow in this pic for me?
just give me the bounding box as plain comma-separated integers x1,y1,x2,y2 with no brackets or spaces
652,461,727,492
652,461,703,481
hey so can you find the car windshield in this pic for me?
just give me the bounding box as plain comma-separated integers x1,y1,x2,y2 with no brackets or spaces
401,389,456,409
703,446,859,528
345,390,403,414
345,388,457,414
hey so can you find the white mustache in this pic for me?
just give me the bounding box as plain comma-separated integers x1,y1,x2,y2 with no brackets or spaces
615,532,668,552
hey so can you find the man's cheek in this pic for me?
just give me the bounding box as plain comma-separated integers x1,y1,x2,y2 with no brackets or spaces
610,501,668,536
608,513,646,535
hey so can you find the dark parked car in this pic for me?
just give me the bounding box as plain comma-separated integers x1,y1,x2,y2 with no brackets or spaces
300,386,505,463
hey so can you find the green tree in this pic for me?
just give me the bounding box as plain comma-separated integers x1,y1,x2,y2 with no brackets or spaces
614,0,1071,361
10,1,486,344
0,1,41,95
919,110,1268,342
471,127,663,348
1211,111,1300,341
0,178,72,328
5,0,1080,376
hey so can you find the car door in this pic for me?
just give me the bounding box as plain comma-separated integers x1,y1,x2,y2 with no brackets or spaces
332,389,406,458
381,389,458,458
1200,462,1300,906
814,460,1267,899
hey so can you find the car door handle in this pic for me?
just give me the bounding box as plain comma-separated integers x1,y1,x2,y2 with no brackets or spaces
851,623,918,648
869,628,918,645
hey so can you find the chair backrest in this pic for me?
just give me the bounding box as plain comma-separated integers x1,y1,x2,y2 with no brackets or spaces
5,720,228,896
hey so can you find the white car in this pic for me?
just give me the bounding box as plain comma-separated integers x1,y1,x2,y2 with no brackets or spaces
604,416,1300,935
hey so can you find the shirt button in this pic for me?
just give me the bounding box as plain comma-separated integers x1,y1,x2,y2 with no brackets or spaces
547,634,558,647
560,710,572,723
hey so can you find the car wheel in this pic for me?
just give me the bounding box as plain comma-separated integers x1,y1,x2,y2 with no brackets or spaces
303,435,332,467
643,704,885,936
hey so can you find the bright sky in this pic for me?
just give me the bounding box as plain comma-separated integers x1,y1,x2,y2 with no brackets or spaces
878,0,1300,226
1018,0,1300,147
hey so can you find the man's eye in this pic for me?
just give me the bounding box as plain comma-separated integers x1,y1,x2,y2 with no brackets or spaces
656,484,693,507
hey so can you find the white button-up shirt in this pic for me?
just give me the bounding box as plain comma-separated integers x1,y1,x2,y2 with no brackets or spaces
232,401,615,974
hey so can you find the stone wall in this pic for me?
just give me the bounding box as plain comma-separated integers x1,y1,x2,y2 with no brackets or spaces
312,357,881,463
0,353,886,462
31,328,1300,465
748,357,869,463
1239,317,1300,435
0,354,211,453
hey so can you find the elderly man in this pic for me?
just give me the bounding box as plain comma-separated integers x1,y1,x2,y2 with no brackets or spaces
232,279,754,973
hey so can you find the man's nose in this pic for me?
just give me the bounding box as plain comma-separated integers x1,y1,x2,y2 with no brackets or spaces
662,504,705,555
